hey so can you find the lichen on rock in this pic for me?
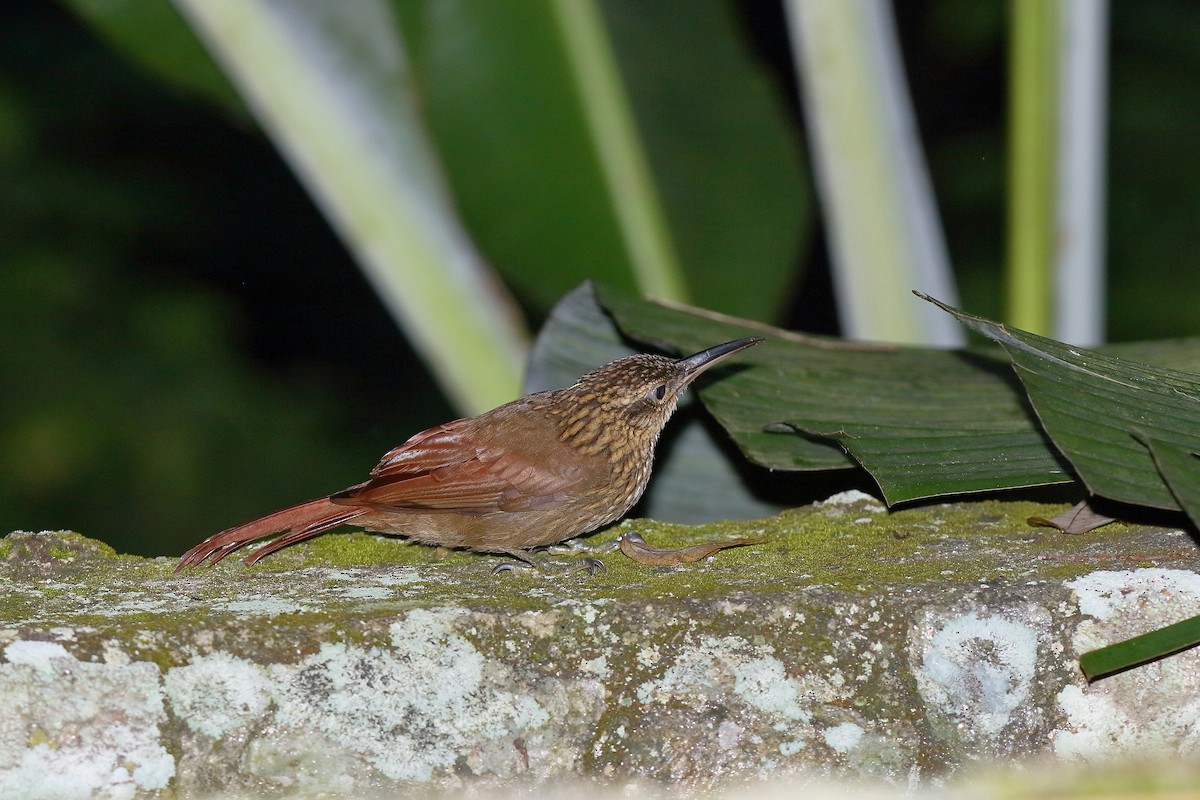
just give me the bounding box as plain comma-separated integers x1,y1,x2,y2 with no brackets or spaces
0,498,1199,795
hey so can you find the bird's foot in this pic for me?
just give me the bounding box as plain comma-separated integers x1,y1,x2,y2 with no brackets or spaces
490,561,533,576
489,553,606,577
490,548,541,576
578,557,607,576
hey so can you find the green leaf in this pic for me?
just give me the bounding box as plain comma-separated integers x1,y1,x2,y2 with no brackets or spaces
406,1,632,313
594,283,1075,501
404,0,808,321
924,293,1200,511
1142,436,1200,523
63,0,243,112
1080,614,1200,682
601,0,810,322
1103,338,1200,375
526,283,798,522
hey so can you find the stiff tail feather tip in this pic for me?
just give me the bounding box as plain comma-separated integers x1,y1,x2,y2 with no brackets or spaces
176,498,364,570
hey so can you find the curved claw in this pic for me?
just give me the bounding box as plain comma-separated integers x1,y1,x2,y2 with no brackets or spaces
490,561,524,576
579,557,606,576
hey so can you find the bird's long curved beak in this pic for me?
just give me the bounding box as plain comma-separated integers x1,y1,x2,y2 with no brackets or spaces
676,337,764,382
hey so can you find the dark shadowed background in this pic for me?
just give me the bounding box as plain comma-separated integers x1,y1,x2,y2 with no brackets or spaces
3,0,1199,555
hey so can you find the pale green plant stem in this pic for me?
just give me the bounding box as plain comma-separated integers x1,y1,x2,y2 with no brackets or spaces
1007,0,1058,335
172,0,529,415
550,0,690,303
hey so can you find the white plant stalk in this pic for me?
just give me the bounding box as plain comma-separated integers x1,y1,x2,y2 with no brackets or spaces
1054,0,1109,345
172,0,529,415
785,0,962,346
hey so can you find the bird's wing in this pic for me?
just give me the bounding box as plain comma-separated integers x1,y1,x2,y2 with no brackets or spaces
340,414,587,515
368,419,477,477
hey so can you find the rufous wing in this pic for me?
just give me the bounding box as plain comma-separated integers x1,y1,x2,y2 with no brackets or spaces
337,442,585,515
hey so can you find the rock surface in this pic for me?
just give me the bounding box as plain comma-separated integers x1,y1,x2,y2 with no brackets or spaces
2,492,1200,798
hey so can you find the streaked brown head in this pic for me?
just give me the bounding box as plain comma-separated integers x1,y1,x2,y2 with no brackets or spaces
564,337,763,434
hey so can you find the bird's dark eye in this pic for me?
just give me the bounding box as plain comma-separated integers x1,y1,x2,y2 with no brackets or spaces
652,384,667,401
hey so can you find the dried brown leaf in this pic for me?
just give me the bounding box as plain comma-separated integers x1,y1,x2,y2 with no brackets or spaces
617,531,765,566
1027,500,1116,535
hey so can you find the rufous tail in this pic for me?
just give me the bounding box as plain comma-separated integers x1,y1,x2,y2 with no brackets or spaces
175,498,365,570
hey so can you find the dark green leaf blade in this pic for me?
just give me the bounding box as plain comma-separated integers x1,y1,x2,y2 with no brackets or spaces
407,1,635,311
923,293,1200,511
1080,614,1200,682
1142,435,1200,523
600,0,810,321
595,284,1075,503
404,0,807,320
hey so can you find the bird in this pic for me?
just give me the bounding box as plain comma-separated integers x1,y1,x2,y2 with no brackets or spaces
175,336,763,570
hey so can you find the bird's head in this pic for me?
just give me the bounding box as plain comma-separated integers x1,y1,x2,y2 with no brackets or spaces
570,337,763,432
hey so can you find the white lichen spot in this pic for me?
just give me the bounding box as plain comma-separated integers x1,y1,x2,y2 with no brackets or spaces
636,635,845,756
716,720,743,750
1067,569,1200,622
913,611,1037,738
1056,569,1200,760
99,595,177,617
264,608,549,782
581,656,608,678
48,628,75,642
321,570,356,582
0,641,174,797
823,722,865,753
1054,681,1200,761
214,596,305,616
732,656,810,721
375,568,422,587
342,586,391,600
636,645,660,668
779,739,805,756
101,641,131,666
164,653,273,738
3,641,72,672
246,729,361,795
636,636,732,707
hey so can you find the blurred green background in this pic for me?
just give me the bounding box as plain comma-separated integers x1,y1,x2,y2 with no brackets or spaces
3,0,1198,556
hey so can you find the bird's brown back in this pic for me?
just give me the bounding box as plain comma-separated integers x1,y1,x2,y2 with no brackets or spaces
336,374,668,551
